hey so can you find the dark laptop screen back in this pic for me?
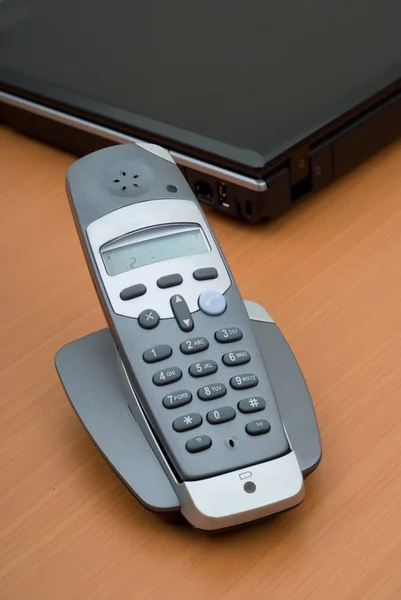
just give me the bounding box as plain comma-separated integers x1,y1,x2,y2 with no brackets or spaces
1,0,400,171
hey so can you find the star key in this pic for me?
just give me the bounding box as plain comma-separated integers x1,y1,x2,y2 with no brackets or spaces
173,413,202,432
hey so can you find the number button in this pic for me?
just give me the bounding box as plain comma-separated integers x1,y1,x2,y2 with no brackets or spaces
238,396,266,413
180,337,209,355
189,360,218,378
198,383,227,401
138,309,160,329
143,344,172,363
207,407,236,425
173,413,202,432
215,328,243,343
246,419,271,436
222,350,251,366
186,435,212,454
230,373,259,390
162,390,192,409
152,367,182,386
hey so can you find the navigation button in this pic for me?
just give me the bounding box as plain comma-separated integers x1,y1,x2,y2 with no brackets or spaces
138,309,160,329
170,294,194,332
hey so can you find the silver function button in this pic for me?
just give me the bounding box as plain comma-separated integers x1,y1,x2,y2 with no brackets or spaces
198,290,227,316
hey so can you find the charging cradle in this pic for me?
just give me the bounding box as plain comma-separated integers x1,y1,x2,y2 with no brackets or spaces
55,301,321,518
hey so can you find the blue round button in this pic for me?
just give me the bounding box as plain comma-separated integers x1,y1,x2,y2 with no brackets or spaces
198,290,227,316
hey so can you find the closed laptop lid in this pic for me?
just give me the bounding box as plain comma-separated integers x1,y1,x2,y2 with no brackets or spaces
1,0,400,174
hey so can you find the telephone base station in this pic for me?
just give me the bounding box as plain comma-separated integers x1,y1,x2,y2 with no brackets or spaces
55,300,322,530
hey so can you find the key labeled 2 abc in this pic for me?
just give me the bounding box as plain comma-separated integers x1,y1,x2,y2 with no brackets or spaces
180,336,209,355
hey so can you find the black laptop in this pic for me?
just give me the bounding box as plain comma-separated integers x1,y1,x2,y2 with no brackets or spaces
1,0,400,222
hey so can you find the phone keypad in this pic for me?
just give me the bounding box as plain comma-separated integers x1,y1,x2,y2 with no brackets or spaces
150,327,271,454
134,283,284,473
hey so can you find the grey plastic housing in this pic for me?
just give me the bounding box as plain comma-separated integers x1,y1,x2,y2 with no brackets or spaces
66,143,196,231
65,142,291,483
55,301,321,514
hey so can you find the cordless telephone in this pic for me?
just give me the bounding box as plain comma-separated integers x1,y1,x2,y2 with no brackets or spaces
57,142,321,531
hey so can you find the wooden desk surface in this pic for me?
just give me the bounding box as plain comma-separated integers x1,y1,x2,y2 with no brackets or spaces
1,127,400,600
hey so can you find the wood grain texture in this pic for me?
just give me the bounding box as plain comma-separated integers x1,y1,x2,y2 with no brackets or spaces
0,126,400,600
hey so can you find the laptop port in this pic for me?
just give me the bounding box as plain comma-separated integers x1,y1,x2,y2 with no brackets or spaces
195,181,214,203
245,200,253,217
218,181,230,208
